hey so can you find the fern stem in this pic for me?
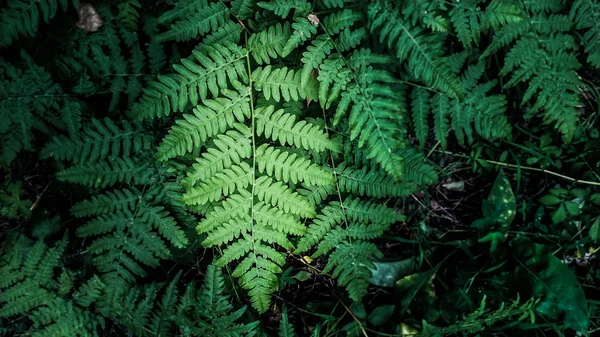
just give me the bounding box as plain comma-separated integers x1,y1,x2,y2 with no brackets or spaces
244,31,260,286
434,150,600,186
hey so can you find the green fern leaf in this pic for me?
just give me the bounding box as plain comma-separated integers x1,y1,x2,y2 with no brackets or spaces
247,22,292,65
155,1,229,42
42,118,153,164
368,1,464,99
157,91,251,160
252,66,317,102
323,242,382,302
131,42,248,120
257,0,311,19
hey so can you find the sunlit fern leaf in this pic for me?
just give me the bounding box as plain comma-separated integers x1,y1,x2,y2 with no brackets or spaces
300,35,334,86
255,105,340,152
131,42,248,120
155,1,229,42
42,118,153,164
247,22,292,65
252,66,317,102
322,8,362,34
183,162,253,206
202,21,243,46
257,0,311,19
157,91,251,160
282,17,318,57
255,144,335,186
336,27,368,52
182,126,253,186
324,242,382,302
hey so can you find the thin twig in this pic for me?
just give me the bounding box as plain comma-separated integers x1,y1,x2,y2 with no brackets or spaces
433,150,600,186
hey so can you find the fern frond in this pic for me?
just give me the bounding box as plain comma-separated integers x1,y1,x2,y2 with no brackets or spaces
42,118,153,164
131,42,248,120
257,0,311,19
282,17,318,57
255,144,334,186
247,22,292,65
368,1,464,99
322,8,362,34
71,187,142,217
56,157,152,188
301,35,335,86
157,91,251,160
252,66,316,102
230,0,256,20
155,1,229,42
117,0,141,31
0,0,73,47
323,242,382,302
335,164,417,198
255,105,340,152
571,0,600,68
182,126,252,186
183,162,253,205
411,88,431,149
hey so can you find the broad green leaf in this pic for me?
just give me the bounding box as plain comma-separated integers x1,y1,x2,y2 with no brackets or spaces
484,171,516,227
350,303,367,320
367,305,395,326
292,270,311,282
590,216,600,242
472,171,515,251
368,258,416,287
564,201,580,216
512,237,588,334
590,193,600,205
538,194,562,206
551,204,566,224
395,265,439,315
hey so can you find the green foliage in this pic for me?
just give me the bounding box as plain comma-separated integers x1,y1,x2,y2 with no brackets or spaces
512,237,589,334
0,231,104,337
0,51,77,166
0,181,32,220
0,0,78,48
2,0,599,336
472,171,516,252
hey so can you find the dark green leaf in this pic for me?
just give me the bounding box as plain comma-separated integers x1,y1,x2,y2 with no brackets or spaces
590,216,600,242
367,305,395,326
368,258,416,287
551,204,567,224
538,194,562,206
512,237,588,334
395,265,439,315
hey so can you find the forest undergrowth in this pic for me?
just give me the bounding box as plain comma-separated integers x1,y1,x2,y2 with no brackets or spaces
1,0,600,336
